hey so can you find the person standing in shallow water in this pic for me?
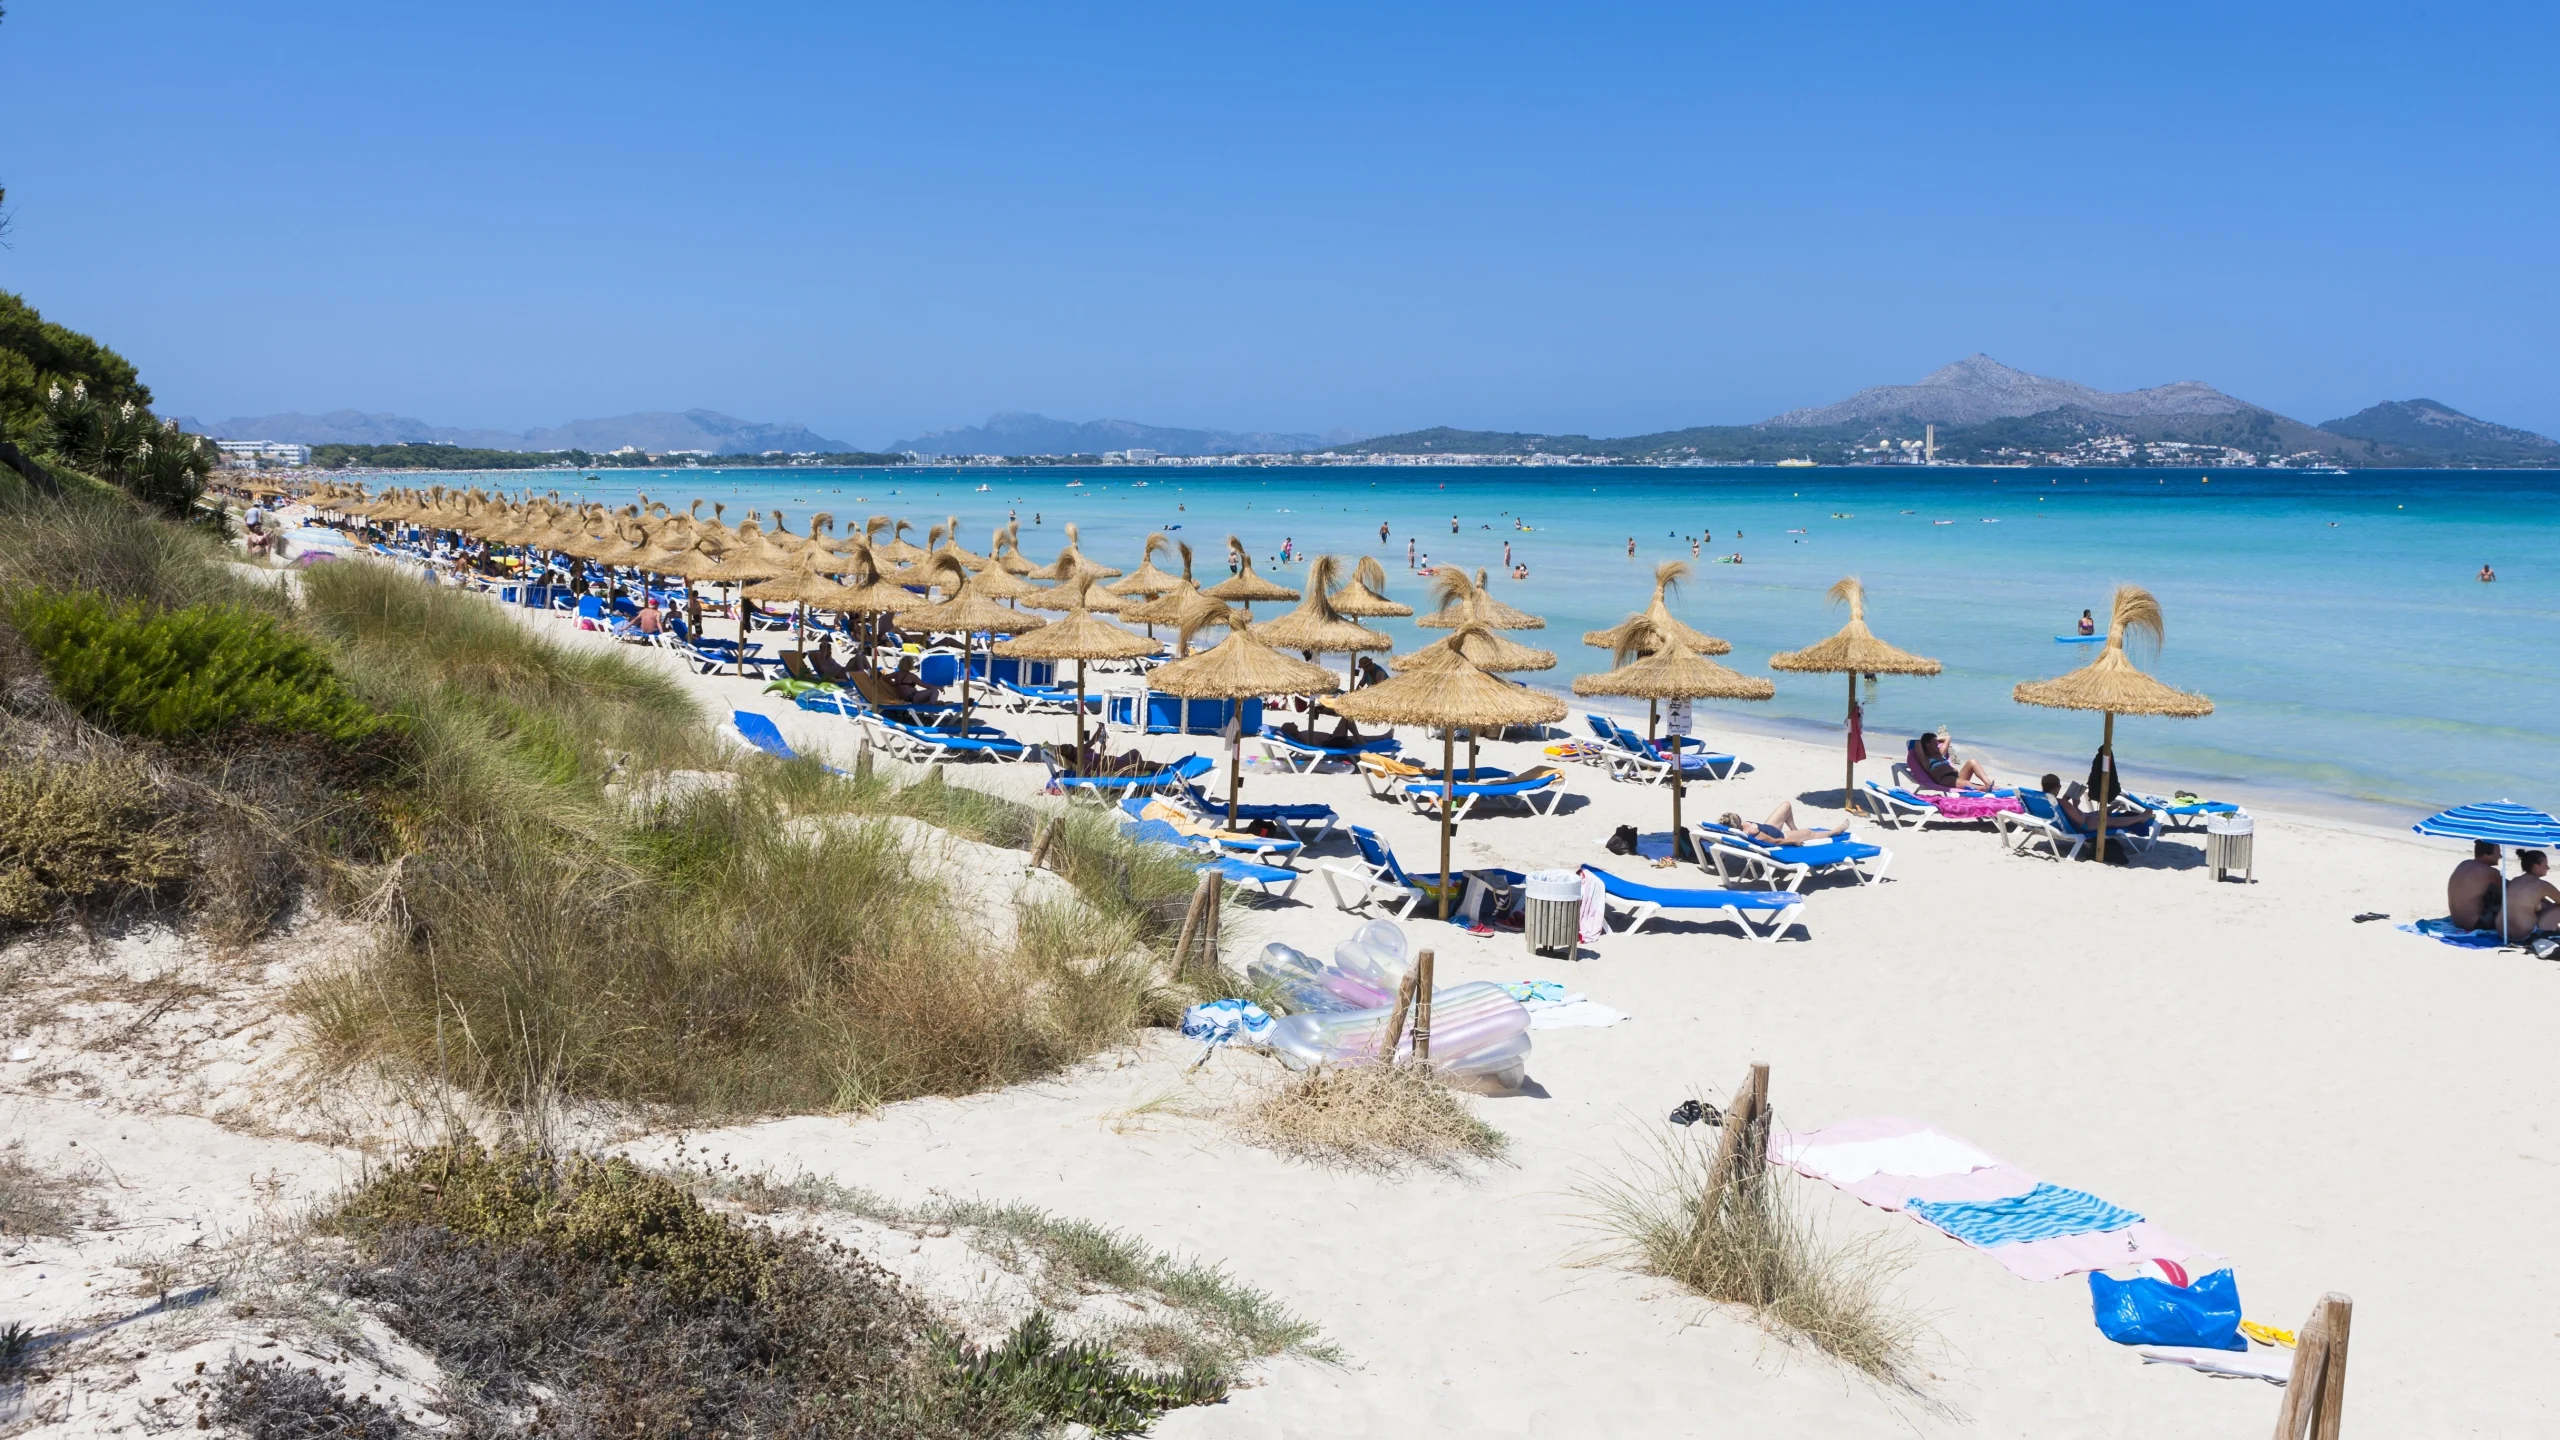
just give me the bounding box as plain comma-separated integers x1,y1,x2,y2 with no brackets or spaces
1626,536,1636,557
2078,609,2096,635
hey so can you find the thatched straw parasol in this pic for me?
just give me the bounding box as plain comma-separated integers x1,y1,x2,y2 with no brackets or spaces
1575,637,1774,851
1392,628,1556,674
1583,561,1732,657
963,527,1054,605
1027,523,1122,582
1251,556,1393,685
1769,576,1942,815
895,559,1048,718
1326,555,1413,619
1148,606,1340,827
990,521,1038,576
745,551,871,652
1118,541,1207,642
1107,533,1185,597
993,576,1162,773
873,518,928,566
1201,536,1300,615
2013,583,2212,863
1416,567,1543,630
1329,630,1568,920
928,514,989,572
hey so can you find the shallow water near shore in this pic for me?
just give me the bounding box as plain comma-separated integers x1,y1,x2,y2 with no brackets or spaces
430,462,2557,821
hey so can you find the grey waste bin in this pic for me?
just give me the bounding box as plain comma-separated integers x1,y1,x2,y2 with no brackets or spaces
2205,813,2254,883
1524,869,1582,958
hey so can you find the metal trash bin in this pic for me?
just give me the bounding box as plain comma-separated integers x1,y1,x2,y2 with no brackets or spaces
2205,813,2254,883
1523,869,1582,959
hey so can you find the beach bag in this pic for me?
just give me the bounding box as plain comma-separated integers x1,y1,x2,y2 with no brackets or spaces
2088,1266,2244,1351
1606,825,1639,856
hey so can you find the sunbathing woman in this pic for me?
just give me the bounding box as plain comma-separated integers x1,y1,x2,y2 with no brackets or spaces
1716,802,1848,847
1911,731,1997,791
1278,715,1370,748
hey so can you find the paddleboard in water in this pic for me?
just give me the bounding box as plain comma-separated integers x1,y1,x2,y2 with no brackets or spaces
2055,634,2103,643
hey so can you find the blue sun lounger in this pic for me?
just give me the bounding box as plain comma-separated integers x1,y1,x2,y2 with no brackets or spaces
1176,781,1340,848
1258,728,1402,772
1694,821,1892,889
863,714,1031,764
730,709,855,777
1401,766,1568,821
1045,752,1216,803
2133,793,2241,832
1116,797,1304,863
1594,717,1738,785
1580,865,1806,943
1119,818,1301,899
1317,825,1524,920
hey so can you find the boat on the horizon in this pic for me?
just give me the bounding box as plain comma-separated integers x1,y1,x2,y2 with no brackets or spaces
1776,457,1816,467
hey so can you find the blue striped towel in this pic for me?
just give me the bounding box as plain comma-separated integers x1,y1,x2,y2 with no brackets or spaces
1906,1183,2143,1248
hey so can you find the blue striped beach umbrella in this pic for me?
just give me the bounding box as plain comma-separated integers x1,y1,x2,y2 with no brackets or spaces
2411,800,2560,847
2413,800,2560,938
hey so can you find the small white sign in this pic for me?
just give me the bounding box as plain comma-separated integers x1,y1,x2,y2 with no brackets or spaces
1665,697,1693,737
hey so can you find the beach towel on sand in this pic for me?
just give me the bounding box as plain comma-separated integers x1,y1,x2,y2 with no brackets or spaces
2401,917,2507,949
1908,1183,2145,1248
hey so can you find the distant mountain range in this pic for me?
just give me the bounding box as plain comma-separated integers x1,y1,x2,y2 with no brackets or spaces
188,359,2560,469
887,412,1333,458
1337,356,2560,468
176,408,852,456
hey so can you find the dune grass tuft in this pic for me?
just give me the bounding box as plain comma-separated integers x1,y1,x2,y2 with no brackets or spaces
1233,1063,1509,1175
1583,1123,1929,1388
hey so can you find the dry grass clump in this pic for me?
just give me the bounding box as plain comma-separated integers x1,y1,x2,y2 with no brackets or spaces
320,1142,1228,1438
1583,1124,1928,1388
0,751,189,925
0,1145,89,1237
1233,1063,1509,1175
211,1359,413,1439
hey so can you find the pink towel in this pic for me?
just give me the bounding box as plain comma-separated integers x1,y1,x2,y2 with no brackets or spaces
1928,792,2023,819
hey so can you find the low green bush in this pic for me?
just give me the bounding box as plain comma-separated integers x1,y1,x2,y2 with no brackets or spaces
5,588,380,748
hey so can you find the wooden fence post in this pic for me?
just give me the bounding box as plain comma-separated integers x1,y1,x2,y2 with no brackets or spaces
1169,871,1214,978
855,735,874,781
1703,1061,1771,1209
1410,950,1436,1061
1027,818,1057,871
1379,971,1417,1062
2272,1292,2351,1440
1200,873,1224,971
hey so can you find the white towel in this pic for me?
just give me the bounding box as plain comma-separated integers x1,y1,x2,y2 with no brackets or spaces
1779,1130,1996,1185
1528,1000,1628,1030
1578,869,1606,942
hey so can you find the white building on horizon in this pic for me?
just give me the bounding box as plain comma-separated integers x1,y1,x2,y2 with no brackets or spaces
213,439,311,468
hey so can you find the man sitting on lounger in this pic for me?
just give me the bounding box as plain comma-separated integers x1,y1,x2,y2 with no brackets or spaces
2448,840,2503,931
1717,802,1848,847
1065,729,1151,777
2503,850,2560,943
2041,774,2154,835
810,637,852,684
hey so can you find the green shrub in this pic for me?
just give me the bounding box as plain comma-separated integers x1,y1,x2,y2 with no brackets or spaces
938,1309,1225,1437
0,752,190,924
5,588,379,747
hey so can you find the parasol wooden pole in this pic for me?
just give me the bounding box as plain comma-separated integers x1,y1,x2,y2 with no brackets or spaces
1072,658,1088,777
1672,746,1687,861
1227,715,1242,830
1842,672,1859,817
1439,727,1456,922
733,584,746,678
2094,710,2115,865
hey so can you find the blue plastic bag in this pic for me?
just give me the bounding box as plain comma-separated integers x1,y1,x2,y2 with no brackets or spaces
2088,1267,2245,1351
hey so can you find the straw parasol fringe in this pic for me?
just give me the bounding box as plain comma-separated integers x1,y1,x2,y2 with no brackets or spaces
1327,555,1414,619
1251,556,1392,660
1583,561,1733,657
1417,566,1543,631
1202,535,1300,608
1108,533,1185,596
2013,584,2213,864
1148,606,1340,826
1768,576,1942,815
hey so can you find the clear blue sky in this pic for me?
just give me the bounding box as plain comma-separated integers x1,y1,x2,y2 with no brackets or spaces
5,1,2555,445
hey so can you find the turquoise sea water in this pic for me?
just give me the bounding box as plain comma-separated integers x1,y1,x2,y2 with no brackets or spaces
443,464,2557,821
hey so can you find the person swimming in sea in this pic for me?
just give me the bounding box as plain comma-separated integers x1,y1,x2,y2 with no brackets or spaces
2077,608,2095,636
2480,564,2497,582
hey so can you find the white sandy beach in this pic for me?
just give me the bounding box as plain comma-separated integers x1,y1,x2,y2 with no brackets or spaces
8,595,2556,1438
